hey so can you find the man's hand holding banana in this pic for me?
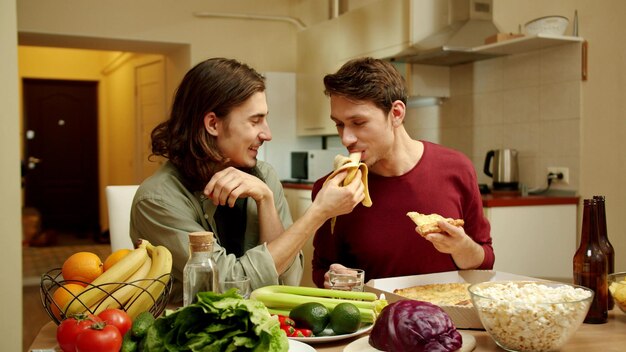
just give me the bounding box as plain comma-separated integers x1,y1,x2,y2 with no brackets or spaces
323,152,372,232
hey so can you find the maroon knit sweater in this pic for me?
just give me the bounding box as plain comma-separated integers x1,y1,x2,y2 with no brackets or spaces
311,141,494,287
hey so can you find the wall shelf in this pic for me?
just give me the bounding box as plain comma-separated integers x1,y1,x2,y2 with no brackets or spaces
389,34,584,66
474,34,584,56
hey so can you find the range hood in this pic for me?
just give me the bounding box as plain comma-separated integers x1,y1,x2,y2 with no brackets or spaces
387,0,503,66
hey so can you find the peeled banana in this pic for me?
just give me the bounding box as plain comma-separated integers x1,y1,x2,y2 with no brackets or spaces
64,246,149,316
323,152,372,233
342,153,362,185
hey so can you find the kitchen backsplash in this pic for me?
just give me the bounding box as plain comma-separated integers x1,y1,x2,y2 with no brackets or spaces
404,43,581,191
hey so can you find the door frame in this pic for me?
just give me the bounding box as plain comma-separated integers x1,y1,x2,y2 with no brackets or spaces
134,59,167,183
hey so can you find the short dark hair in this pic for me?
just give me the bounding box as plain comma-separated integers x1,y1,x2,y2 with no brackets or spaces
323,57,408,114
151,58,265,189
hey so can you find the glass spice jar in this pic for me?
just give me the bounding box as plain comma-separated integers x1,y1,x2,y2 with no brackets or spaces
183,231,219,306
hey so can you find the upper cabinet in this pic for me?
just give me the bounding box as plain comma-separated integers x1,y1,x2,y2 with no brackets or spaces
296,0,409,136
296,20,338,136
333,0,411,63
296,0,584,136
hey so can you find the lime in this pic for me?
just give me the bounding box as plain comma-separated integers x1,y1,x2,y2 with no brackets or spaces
289,302,330,335
329,302,361,334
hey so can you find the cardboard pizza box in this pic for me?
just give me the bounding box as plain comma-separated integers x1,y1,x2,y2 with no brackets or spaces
364,270,542,329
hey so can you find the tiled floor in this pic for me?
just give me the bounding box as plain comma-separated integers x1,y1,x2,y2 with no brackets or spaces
22,237,111,351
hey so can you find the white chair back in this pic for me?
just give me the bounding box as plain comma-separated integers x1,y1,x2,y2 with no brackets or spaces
105,185,139,251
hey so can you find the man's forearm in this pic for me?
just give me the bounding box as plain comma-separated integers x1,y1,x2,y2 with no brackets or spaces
257,193,284,244
266,203,328,274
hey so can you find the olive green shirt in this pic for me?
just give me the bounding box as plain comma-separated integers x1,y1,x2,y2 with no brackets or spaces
130,161,302,303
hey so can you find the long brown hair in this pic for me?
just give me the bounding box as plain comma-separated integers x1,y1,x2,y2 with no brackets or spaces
151,58,265,189
323,57,407,114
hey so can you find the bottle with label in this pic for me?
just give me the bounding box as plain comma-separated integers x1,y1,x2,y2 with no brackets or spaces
183,231,219,306
594,195,615,310
573,198,608,324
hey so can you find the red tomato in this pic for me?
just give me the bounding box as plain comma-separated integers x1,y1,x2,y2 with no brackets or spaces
97,308,132,336
75,322,122,352
56,313,102,352
280,325,295,336
276,314,295,327
293,328,313,337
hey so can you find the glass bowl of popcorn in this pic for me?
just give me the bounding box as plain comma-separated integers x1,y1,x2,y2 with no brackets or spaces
609,272,626,313
469,281,593,352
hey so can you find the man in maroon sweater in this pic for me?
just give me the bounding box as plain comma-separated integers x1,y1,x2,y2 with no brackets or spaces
311,57,494,288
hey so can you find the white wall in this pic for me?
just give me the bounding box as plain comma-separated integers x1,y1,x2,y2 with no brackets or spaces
0,0,23,349
493,0,626,283
405,43,582,192
261,72,323,180
17,0,299,72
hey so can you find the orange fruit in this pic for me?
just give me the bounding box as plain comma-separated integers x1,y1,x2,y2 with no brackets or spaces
50,283,84,320
61,251,103,285
103,249,131,271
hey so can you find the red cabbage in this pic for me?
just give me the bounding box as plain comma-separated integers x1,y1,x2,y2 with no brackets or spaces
369,300,462,352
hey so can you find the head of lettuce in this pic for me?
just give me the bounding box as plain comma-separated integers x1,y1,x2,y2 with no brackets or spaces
142,289,289,352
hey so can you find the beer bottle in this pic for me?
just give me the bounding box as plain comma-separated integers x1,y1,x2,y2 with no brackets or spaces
594,195,615,310
573,198,608,324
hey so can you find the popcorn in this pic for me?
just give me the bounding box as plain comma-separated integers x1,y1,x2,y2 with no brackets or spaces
471,282,592,352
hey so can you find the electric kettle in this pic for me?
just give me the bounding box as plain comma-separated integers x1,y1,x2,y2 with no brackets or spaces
483,149,519,190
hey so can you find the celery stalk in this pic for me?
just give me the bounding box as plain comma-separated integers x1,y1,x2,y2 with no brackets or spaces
251,285,387,323
266,285,378,301
253,292,376,310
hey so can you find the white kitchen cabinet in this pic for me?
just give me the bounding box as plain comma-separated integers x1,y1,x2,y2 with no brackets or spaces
283,187,313,220
296,20,339,136
484,204,577,282
295,0,408,136
283,187,316,287
332,0,409,62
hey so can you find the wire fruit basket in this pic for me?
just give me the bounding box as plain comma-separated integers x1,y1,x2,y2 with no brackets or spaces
40,268,172,325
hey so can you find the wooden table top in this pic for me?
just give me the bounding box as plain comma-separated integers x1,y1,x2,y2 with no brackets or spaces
29,309,626,351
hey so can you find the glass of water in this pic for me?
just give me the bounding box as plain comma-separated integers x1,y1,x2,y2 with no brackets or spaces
328,268,365,292
220,276,252,299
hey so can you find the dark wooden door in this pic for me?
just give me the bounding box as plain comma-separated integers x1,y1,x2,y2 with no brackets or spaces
23,79,100,236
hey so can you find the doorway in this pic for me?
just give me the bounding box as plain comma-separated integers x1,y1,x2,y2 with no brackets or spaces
22,79,100,243
17,39,189,351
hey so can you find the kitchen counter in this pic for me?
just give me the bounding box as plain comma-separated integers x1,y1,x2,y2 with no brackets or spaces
281,181,314,190
482,193,579,207
282,182,579,208
28,309,626,351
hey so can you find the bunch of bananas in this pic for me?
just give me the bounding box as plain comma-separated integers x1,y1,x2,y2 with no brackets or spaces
63,239,172,320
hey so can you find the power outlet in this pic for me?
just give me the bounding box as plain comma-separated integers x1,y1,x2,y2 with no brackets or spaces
547,167,570,185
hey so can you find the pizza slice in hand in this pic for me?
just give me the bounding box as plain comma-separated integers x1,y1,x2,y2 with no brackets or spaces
406,212,464,236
